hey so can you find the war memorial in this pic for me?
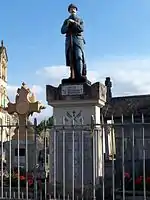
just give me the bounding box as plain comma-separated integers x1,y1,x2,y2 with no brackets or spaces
46,3,106,199
0,3,149,200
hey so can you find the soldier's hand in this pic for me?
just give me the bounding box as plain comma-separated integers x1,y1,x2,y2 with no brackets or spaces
68,19,75,23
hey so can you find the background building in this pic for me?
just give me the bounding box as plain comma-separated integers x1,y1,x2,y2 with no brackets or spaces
102,77,150,189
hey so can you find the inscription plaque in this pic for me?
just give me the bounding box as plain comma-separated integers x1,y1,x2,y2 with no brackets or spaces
61,85,83,96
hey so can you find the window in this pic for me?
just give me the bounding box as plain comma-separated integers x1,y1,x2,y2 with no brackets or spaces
0,86,6,108
15,148,25,156
1,90,6,108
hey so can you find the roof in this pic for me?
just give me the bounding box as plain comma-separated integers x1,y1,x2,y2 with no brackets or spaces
0,42,8,61
102,94,150,119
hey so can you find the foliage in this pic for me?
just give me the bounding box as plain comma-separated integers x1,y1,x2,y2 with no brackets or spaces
37,116,53,134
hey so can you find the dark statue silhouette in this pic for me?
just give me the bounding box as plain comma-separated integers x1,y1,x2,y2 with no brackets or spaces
61,4,87,83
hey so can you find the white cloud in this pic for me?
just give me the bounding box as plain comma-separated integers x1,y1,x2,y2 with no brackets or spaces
32,85,43,94
7,85,18,102
36,65,69,86
29,106,52,124
7,84,44,101
36,57,150,96
6,57,150,123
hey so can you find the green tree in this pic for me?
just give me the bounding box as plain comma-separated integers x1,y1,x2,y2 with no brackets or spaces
37,116,53,134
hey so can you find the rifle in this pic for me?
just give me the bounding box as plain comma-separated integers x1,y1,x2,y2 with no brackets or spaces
70,32,75,79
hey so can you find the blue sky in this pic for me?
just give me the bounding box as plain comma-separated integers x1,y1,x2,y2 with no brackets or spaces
1,0,150,122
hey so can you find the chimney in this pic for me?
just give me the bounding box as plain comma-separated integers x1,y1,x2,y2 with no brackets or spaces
105,77,112,102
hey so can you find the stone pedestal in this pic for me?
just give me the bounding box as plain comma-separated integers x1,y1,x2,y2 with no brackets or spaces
46,81,106,193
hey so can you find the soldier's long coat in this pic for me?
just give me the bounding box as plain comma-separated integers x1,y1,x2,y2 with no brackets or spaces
61,14,86,70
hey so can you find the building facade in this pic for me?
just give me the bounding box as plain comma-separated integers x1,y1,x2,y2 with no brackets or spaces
0,40,14,142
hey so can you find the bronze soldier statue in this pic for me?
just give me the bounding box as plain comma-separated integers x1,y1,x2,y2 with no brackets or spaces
61,4,87,82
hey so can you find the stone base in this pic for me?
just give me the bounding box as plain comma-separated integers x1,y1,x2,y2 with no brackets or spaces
46,80,107,191
61,76,91,85
46,81,107,104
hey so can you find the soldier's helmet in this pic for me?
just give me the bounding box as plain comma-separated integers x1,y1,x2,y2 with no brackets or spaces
68,4,78,12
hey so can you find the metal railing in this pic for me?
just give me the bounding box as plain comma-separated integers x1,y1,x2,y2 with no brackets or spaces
0,114,150,199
